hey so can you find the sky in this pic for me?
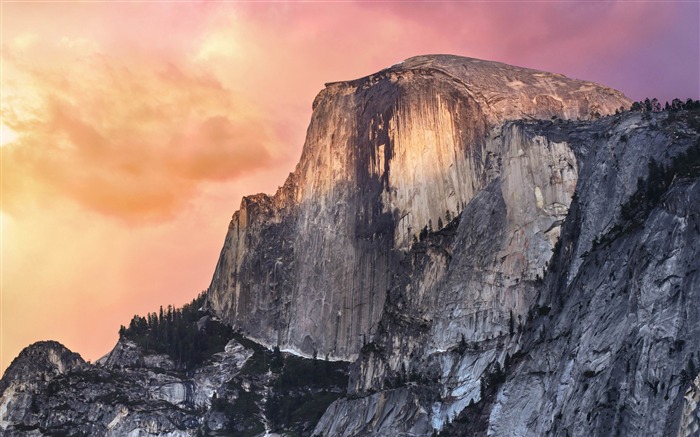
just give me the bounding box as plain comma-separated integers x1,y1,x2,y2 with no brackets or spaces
1,1,698,376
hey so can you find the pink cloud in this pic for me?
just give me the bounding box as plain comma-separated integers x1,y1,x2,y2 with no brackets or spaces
3,43,280,222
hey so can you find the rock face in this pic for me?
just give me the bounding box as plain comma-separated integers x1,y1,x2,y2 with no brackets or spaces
0,337,252,436
480,113,700,437
312,110,700,437
0,333,350,436
207,54,630,362
3,55,700,436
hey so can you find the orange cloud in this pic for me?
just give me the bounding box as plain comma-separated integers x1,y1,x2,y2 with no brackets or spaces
2,39,278,222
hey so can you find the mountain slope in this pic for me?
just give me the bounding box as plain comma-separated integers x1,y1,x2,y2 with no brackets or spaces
314,109,700,436
485,113,700,437
3,56,699,437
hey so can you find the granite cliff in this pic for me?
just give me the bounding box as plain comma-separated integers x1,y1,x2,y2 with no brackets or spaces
2,55,699,436
315,108,700,437
206,54,629,361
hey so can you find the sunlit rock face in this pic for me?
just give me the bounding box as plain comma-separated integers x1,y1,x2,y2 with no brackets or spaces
206,54,630,361
348,122,580,392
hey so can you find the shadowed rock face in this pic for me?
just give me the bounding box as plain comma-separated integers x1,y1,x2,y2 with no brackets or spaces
481,114,700,437
0,338,253,437
206,54,631,362
313,111,700,437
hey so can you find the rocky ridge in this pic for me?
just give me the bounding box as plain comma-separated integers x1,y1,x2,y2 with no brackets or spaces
0,335,251,436
0,330,349,436
2,55,699,436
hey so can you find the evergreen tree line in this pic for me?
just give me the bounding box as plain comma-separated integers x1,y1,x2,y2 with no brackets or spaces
620,141,700,223
628,97,700,113
119,291,232,369
265,352,348,434
591,135,700,251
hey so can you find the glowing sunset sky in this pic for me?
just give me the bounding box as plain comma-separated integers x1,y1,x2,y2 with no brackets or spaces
1,1,698,376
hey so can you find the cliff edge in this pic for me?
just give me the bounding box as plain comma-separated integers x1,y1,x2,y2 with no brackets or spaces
206,54,631,362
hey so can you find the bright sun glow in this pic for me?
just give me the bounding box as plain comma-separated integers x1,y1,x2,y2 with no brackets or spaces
0,210,10,258
0,124,18,147
0,210,9,234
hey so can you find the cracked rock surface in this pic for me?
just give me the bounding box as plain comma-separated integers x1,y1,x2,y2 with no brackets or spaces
207,54,629,362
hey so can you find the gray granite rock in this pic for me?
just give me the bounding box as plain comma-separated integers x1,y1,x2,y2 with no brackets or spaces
206,54,630,363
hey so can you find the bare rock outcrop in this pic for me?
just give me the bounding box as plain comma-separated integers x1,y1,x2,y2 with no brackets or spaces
206,54,630,362
0,337,256,436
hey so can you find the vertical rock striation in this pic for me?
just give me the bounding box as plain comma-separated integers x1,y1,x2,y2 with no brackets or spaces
312,110,700,437
483,112,700,437
206,54,630,362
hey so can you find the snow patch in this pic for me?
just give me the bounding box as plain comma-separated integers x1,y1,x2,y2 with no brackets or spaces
240,334,352,362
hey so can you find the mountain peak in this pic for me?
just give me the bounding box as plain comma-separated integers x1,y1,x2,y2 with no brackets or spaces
210,56,633,364
1,341,86,392
321,54,630,124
